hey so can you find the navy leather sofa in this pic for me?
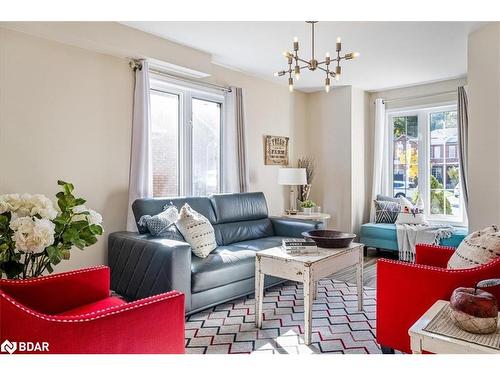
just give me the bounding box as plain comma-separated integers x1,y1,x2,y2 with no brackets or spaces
108,192,323,315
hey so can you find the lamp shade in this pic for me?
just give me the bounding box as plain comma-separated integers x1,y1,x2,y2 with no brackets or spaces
278,168,307,185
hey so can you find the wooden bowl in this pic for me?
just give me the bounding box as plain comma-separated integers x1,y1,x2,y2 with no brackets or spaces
301,230,356,248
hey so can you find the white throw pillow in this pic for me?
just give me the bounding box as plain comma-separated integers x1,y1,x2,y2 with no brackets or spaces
175,204,217,258
447,225,500,269
395,196,428,225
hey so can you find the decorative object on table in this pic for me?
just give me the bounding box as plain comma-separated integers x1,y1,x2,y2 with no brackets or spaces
273,21,359,93
138,203,183,240
302,229,356,248
0,181,103,279
373,199,400,224
412,300,500,354
278,167,307,212
448,225,500,269
450,279,500,334
264,135,289,165
297,156,315,202
281,238,318,255
300,199,316,215
395,196,427,225
175,203,217,258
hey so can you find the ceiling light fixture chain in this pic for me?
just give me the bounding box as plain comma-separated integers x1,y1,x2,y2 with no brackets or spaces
274,21,360,93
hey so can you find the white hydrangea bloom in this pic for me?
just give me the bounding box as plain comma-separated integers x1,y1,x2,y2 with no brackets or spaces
0,194,21,214
10,216,55,253
72,205,103,225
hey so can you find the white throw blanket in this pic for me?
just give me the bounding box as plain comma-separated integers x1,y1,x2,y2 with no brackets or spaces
396,224,454,262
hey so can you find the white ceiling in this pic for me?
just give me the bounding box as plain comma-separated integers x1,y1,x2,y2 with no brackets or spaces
121,21,484,92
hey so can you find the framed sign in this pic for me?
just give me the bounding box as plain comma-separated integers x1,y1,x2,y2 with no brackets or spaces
264,135,289,166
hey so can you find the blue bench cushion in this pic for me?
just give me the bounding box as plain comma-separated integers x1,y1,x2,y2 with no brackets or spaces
360,223,468,251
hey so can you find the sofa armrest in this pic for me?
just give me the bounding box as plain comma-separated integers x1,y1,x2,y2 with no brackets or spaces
0,266,111,315
108,231,192,311
270,217,324,238
415,243,456,267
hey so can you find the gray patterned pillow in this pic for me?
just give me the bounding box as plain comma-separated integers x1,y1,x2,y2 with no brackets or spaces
138,204,184,241
374,200,400,224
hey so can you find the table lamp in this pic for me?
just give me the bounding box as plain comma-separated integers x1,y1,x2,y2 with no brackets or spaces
278,168,307,212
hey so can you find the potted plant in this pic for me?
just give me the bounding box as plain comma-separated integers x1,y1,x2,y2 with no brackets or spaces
300,200,316,215
0,180,103,279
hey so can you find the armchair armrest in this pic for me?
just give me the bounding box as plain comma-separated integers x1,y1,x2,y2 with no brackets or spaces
270,217,324,238
108,231,192,311
0,290,185,353
415,243,456,267
0,266,110,315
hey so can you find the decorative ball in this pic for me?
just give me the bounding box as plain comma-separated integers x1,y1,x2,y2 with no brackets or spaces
450,287,498,334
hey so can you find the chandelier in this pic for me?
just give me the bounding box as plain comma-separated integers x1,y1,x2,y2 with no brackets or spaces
274,21,359,93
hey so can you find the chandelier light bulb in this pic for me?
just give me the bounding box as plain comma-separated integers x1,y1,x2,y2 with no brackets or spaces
336,37,341,43
288,77,294,92
336,37,342,52
352,52,360,58
335,74,340,81
294,66,300,80
325,77,331,93
274,72,279,77
293,36,299,43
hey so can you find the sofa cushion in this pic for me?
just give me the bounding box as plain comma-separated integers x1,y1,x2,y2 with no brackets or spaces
360,223,468,251
191,236,286,293
133,197,216,233
210,192,268,223
214,218,274,246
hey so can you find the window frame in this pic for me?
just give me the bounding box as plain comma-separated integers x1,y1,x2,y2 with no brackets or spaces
150,75,225,197
387,102,467,227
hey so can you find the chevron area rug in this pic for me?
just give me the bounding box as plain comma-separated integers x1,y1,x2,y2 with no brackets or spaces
185,279,381,354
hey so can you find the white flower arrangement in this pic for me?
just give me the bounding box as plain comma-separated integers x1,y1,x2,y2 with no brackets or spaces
0,181,103,279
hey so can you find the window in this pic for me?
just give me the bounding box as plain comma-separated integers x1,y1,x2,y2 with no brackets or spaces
150,77,224,197
388,104,465,224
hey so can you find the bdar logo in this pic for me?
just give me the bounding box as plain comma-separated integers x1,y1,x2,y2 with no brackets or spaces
1,340,17,354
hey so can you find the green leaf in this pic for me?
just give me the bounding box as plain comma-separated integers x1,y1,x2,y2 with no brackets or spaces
46,246,63,265
75,198,86,205
89,224,103,236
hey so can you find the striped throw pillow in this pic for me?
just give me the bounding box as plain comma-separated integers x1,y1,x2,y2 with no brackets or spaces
175,203,217,258
447,225,500,269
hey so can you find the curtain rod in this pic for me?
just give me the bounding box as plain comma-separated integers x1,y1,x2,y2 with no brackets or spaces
148,67,232,93
379,89,457,104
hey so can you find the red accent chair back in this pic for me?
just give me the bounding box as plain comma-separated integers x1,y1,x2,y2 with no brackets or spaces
0,266,185,354
377,244,500,354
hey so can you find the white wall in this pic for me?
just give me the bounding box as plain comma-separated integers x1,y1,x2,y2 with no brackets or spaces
0,24,309,272
467,23,500,230
0,27,133,271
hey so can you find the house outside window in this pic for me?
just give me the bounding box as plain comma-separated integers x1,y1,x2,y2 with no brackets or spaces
388,104,466,225
150,76,224,197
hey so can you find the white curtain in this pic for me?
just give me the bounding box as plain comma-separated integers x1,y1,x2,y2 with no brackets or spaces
126,60,152,231
370,98,390,222
222,86,249,193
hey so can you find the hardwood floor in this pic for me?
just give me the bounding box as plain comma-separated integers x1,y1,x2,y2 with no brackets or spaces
329,248,398,288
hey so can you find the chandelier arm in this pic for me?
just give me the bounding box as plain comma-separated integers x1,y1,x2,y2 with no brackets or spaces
296,57,310,65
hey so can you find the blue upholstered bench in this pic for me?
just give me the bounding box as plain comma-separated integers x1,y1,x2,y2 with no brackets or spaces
359,223,468,254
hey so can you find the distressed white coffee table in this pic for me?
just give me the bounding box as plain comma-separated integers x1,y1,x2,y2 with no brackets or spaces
255,242,364,345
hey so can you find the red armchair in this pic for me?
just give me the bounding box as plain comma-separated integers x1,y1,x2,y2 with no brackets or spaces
377,244,500,354
0,266,185,354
